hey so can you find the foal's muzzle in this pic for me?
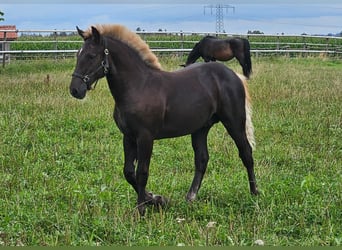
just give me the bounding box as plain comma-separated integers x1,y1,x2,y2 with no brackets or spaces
70,79,88,99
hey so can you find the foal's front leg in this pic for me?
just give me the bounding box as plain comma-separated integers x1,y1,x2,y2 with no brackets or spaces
123,135,138,193
135,134,153,215
123,135,167,215
135,133,167,215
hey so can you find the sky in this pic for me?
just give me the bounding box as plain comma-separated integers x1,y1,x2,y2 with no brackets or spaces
1,1,342,35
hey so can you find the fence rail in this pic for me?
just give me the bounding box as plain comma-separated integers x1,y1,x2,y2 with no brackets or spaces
1,29,342,67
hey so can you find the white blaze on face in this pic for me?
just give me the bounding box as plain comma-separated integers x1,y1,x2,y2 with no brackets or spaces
78,47,83,56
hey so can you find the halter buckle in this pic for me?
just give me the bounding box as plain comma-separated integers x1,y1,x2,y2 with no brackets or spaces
83,75,90,83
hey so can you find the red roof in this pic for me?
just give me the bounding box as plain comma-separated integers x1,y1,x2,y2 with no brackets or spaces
0,25,18,40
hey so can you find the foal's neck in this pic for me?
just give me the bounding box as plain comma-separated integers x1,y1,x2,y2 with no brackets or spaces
105,38,157,103
108,38,151,74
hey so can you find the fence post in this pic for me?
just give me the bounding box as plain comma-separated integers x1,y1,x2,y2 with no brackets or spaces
276,35,280,56
54,30,58,60
2,53,5,68
301,36,306,58
323,37,330,57
2,31,6,68
180,30,184,57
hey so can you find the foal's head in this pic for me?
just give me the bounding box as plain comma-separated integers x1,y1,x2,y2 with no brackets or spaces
70,26,109,99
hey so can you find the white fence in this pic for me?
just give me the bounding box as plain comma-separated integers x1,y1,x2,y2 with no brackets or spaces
1,29,342,67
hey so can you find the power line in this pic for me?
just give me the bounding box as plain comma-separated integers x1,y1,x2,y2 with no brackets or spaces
204,4,235,33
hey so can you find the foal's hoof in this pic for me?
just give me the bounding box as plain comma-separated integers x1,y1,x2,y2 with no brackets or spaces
144,192,169,208
151,194,169,208
186,192,197,202
136,194,169,216
252,189,260,196
137,204,146,217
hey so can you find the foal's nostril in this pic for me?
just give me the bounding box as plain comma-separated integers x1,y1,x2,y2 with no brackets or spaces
71,88,78,97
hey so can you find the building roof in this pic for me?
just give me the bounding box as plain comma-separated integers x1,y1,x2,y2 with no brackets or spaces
0,25,18,40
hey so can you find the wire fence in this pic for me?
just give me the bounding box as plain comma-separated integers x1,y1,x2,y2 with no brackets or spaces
1,29,342,67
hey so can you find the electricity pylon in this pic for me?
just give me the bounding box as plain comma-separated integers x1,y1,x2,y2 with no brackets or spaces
204,4,235,33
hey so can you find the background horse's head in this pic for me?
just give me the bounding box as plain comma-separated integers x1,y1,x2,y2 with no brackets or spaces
70,26,110,99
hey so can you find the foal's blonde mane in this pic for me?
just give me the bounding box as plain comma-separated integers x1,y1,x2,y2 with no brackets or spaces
84,24,162,70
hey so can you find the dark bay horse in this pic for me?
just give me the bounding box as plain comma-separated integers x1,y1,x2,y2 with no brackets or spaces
70,24,258,216
184,36,252,79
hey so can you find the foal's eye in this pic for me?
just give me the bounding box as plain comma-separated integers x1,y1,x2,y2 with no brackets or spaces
88,53,97,59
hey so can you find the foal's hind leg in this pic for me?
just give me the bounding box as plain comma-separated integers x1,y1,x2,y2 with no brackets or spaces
186,127,210,202
222,122,258,195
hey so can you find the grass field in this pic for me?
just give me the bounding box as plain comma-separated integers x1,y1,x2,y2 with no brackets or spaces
0,55,341,246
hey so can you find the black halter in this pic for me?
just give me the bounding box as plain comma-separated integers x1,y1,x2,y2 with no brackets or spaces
72,39,110,90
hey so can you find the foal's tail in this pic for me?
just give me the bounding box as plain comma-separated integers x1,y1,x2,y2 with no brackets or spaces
243,39,252,79
236,73,256,150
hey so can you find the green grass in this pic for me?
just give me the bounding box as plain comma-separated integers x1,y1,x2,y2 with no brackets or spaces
0,56,341,246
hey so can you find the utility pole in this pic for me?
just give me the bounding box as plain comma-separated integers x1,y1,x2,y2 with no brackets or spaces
204,4,235,33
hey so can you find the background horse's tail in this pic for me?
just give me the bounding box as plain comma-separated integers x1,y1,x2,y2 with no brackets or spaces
243,39,252,78
236,73,255,150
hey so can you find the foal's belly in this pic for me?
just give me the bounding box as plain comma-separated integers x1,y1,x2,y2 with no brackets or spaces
155,112,218,139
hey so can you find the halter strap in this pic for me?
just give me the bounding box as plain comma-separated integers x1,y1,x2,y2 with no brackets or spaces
72,39,110,90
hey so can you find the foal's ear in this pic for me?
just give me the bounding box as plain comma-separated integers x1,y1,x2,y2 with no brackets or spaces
91,26,101,44
76,26,85,39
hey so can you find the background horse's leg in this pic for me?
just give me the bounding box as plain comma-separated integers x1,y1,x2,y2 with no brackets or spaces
222,121,258,195
186,127,210,202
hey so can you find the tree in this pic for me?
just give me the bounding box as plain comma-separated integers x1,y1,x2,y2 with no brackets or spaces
0,10,4,21
247,30,264,35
